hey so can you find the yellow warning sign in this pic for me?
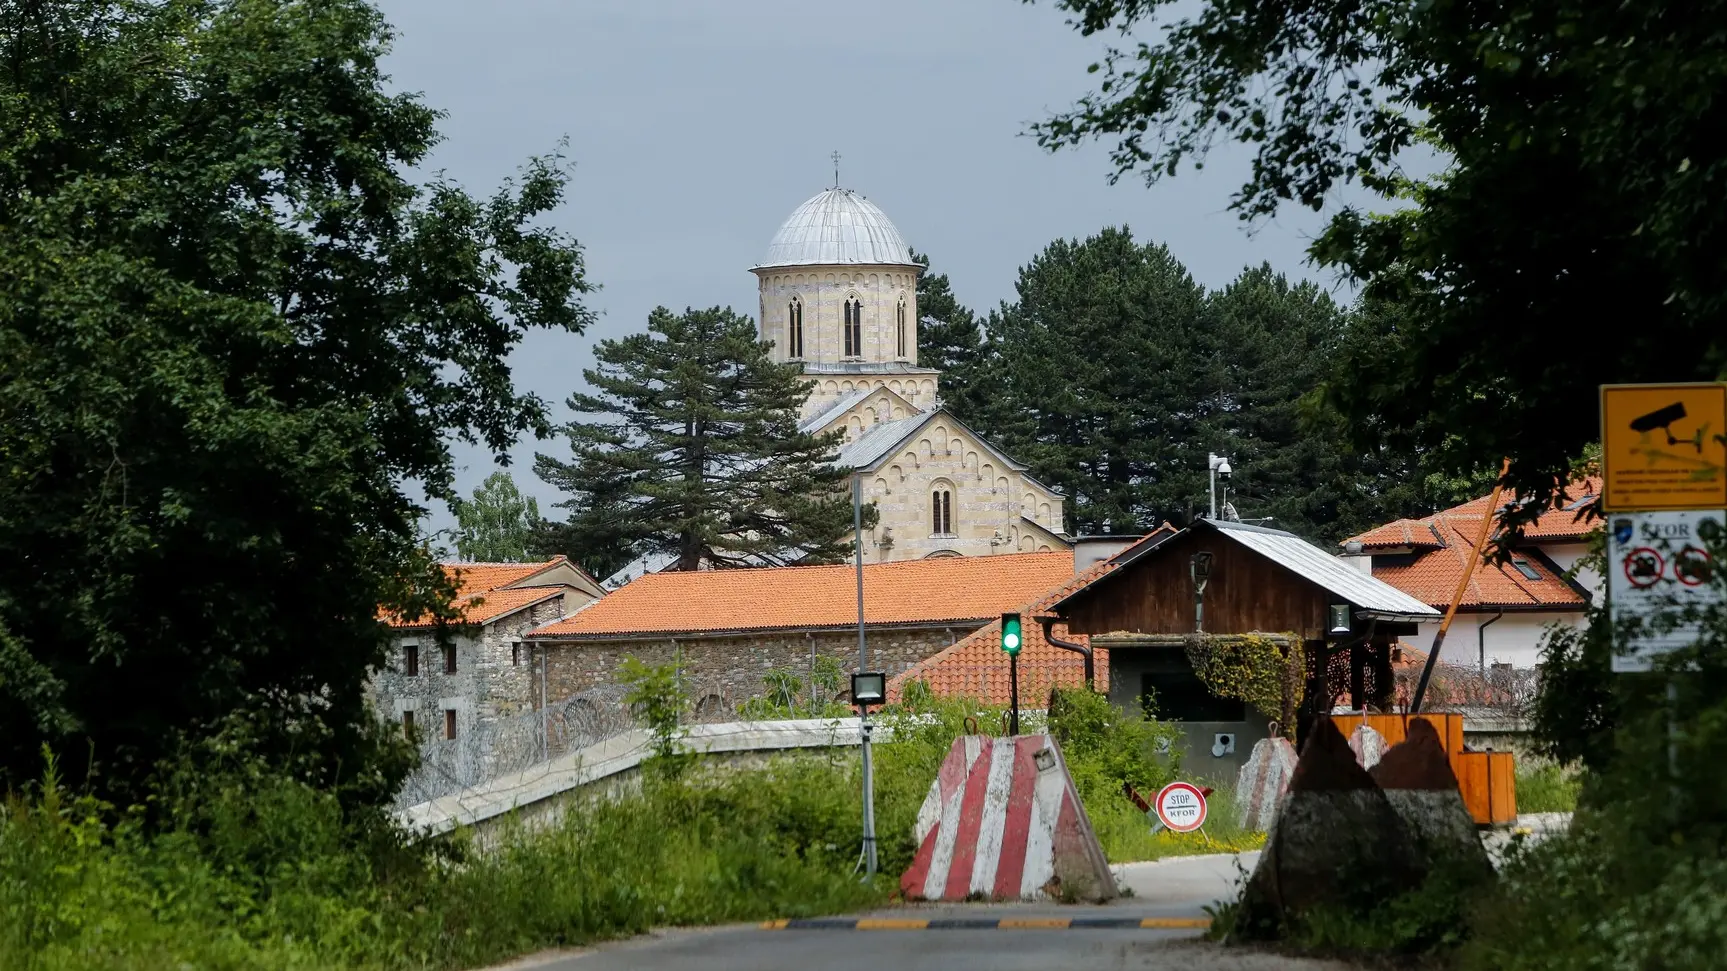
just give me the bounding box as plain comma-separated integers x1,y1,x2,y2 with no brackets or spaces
1600,383,1727,512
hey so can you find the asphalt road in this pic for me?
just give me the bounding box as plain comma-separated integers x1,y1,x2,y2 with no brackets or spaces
484,852,1343,971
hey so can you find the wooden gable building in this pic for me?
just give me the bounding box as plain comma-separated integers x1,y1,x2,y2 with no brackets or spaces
1047,519,1440,778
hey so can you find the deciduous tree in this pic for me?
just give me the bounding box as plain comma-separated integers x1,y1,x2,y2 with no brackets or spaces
453,471,542,563
0,0,593,802
1026,0,1727,528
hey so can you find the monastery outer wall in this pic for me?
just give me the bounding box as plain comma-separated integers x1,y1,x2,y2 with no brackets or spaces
533,626,975,721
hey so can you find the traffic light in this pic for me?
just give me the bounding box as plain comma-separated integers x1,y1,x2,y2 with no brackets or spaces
1000,612,1022,656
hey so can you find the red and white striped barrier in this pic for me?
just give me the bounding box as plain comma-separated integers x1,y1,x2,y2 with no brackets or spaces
1349,722,1388,771
901,734,1115,903
1234,735,1298,832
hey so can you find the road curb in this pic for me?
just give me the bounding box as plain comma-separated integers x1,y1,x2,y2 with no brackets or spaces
759,916,1210,930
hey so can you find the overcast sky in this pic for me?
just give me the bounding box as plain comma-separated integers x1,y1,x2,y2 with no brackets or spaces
373,0,1365,532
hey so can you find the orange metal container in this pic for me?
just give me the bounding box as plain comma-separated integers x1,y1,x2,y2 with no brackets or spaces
1320,713,1515,825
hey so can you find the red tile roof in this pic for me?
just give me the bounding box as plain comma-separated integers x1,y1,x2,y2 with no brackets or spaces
1343,481,1598,611
387,557,578,630
887,617,1109,705
1370,528,1588,610
1346,476,1602,550
1347,518,1447,550
885,547,1154,703
448,558,583,598
527,552,1078,640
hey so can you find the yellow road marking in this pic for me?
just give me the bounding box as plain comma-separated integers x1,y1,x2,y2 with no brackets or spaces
759,919,790,929
998,918,1072,929
855,919,931,930
1140,917,1212,929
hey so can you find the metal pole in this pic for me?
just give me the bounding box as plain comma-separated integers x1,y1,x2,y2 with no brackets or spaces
1009,651,1020,736
1413,457,1511,713
1209,466,1216,520
855,473,866,670
861,714,877,875
854,473,877,877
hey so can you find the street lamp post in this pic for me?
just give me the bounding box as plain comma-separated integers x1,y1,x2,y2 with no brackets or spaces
853,474,882,877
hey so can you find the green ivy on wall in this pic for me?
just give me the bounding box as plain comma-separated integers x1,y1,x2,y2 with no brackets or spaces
1183,632,1305,738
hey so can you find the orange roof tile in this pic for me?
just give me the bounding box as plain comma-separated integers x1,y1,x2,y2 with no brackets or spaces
887,617,1109,705
1367,518,1588,611
526,552,1077,640
1340,477,1598,612
885,552,1145,704
1346,476,1602,550
386,557,579,629
391,586,568,631
447,558,577,599
1347,518,1446,550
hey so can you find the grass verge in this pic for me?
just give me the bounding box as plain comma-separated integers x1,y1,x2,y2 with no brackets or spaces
3,686,1234,969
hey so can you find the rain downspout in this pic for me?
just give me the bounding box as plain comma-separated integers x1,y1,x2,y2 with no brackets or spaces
1478,609,1505,673
1039,618,1094,690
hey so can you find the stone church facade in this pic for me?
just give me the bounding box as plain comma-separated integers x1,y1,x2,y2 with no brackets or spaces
751,187,1069,563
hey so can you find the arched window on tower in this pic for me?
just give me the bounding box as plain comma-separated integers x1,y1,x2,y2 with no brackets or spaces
844,296,862,357
895,297,907,358
787,296,804,359
931,487,954,536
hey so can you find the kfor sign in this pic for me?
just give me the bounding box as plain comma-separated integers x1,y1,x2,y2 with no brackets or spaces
1608,510,1724,672
1154,782,1209,833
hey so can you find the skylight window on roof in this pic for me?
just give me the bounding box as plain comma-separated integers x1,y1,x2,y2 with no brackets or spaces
1562,495,1597,511
1511,558,1542,581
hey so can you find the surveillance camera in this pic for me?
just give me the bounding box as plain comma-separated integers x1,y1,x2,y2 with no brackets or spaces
1217,460,1231,477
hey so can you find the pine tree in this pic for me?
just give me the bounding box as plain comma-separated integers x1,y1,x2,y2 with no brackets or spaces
453,471,541,562
535,307,862,572
911,250,982,376
947,236,1435,541
966,228,1212,534
1199,265,1428,542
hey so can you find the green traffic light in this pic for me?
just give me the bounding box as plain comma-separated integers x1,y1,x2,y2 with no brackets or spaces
1001,613,1022,656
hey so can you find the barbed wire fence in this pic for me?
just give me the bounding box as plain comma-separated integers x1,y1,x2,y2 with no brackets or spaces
393,662,1096,812
393,683,642,811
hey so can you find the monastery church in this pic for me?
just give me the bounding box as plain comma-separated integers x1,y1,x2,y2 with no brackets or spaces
603,186,1071,587
752,185,1069,564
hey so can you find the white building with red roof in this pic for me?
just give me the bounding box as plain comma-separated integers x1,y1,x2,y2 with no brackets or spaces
1340,477,1601,670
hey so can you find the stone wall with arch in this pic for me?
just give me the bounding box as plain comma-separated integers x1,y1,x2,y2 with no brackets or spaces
857,414,1068,562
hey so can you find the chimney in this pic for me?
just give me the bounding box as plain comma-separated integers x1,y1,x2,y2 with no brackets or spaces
1341,539,1373,575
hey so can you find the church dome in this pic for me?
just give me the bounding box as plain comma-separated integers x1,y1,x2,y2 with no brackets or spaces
757,188,918,269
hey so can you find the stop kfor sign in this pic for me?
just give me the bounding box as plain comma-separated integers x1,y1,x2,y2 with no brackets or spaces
1155,781,1208,833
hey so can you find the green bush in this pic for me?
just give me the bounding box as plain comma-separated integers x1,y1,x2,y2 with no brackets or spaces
0,685,1263,967
1514,760,1582,814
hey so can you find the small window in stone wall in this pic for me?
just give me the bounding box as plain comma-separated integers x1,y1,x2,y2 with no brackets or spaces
402,709,415,740
403,644,419,677
931,488,953,535
511,641,521,666
444,709,457,740
844,296,863,356
443,644,457,675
